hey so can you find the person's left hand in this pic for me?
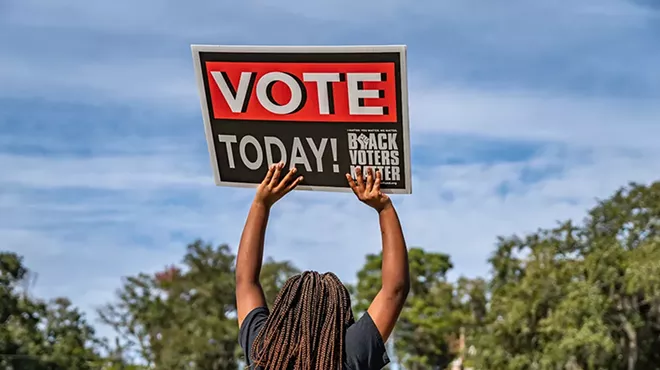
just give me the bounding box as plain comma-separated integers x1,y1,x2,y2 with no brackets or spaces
254,162,303,208
346,167,391,212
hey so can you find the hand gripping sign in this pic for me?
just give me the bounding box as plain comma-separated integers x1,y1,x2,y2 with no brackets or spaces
191,45,412,194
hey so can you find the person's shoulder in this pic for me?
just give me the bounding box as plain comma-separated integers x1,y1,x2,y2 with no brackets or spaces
346,311,384,338
240,306,269,331
344,312,390,370
239,306,270,355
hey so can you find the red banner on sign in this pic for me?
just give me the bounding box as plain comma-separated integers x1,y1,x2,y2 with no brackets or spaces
205,61,398,123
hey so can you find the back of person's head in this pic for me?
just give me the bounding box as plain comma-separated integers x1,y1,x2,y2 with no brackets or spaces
250,270,354,369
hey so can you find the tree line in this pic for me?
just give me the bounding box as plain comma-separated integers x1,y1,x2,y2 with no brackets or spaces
2,181,659,370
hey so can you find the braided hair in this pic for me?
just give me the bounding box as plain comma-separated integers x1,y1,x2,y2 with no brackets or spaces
250,271,355,369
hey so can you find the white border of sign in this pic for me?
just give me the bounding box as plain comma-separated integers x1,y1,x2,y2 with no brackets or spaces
191,44,412,194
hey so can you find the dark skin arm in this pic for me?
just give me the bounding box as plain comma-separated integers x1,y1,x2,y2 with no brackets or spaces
346,167,410,342
236,162,303,328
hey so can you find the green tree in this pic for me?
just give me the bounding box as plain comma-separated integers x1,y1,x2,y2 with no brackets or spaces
98,337,148,370
353,248,483,369
0,252,103,370
41,297,105,369
474,181,660,370
99,240,299,370
0,252,42,369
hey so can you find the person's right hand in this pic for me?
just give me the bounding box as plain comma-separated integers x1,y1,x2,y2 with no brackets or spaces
254,162,303,208
346,167,392,212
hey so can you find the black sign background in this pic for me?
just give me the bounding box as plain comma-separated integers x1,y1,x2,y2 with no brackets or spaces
193,47,411,194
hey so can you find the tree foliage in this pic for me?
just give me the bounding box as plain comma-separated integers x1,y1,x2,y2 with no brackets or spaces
1,241,298,370
0,252,103,370
98,240,299,370
473,182,660,370
353,248,487,369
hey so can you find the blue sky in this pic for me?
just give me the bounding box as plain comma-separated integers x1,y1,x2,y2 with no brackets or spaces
2,0,660,341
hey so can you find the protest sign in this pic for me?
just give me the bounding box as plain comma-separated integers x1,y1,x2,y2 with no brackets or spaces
191,45,412,194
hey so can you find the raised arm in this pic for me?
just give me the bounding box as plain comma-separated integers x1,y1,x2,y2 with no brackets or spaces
236,162,303,328
346,167,410,342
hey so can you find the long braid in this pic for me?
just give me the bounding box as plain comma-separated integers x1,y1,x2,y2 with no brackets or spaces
252,275,304,366
250,271,354,369
326,273,353,367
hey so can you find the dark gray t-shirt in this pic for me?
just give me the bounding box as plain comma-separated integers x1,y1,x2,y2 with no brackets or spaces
239,306,390,370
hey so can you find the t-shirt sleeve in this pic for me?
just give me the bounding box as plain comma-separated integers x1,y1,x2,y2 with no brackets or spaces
239,306,270,366
344,312,391,370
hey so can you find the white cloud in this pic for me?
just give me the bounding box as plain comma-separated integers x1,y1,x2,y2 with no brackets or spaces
272,146,660,281
3,0,658,110
3,81,660,343
0,153,211,189
408,86,660,149
4,0,258,38
255,0,654,26
0,56,199,107
8,0,654,33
